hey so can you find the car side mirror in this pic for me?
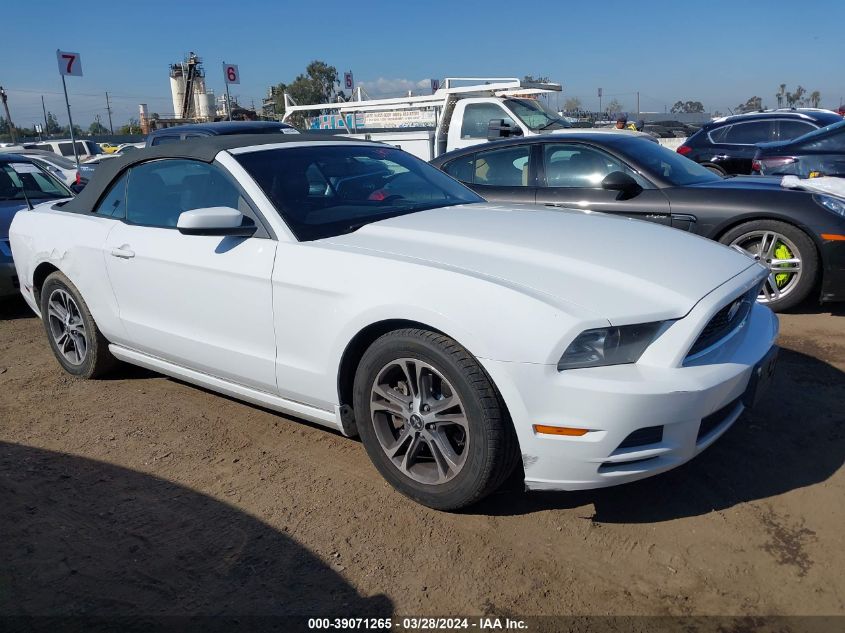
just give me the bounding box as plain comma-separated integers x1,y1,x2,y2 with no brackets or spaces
601,171,641,197
176,207,256,237
487,119,523,141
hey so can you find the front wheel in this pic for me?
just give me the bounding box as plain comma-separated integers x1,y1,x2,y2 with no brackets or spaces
719,220,818,312
353,329,518,511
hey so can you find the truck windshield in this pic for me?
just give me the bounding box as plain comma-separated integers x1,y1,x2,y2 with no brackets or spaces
504,98,570,131
236,144,483,241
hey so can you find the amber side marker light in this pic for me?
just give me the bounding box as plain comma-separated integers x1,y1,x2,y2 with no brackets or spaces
820,234,845,241
533,424,590,437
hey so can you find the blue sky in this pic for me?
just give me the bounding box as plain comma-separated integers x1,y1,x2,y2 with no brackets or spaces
1,0,843,129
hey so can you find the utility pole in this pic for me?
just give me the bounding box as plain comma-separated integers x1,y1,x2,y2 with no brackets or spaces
0,86,16,144
42,95,49,139
105,91,114,134
636,91,640,120
95,113,101,134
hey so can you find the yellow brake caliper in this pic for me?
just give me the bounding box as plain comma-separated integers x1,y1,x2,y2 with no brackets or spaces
773,242,793,288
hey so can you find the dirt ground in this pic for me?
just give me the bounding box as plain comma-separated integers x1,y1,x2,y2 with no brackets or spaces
1,296,843,620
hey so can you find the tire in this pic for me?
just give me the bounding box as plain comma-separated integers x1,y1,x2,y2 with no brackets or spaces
719,219,819,312
702,163,727,176
353,328,518,511
40,271,118,378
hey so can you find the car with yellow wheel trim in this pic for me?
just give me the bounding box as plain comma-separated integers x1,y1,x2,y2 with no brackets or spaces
431,133,845,311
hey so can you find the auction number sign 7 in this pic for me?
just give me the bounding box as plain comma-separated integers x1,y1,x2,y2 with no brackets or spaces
56,50,83,77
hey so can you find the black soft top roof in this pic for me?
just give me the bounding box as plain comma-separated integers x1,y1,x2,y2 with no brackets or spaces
61,133,362,214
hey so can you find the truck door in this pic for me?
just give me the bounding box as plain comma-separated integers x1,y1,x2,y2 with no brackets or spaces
448,100,526,152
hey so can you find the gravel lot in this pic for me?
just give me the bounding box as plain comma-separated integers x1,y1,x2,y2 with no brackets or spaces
1,296,843,619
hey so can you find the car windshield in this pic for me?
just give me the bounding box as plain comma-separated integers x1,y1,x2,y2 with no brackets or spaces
236,145,483,241
616,137,723,185
504,98,570,131
0,162,72,201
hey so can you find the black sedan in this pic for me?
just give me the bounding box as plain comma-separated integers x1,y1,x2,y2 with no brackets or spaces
753,119,845,178
430,133,845,312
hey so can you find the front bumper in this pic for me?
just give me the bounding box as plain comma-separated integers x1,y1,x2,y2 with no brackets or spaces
820,237,845,303
481,298,779,492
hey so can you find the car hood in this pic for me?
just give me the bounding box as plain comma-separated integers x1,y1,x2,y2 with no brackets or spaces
685,175,787,191
322,203,757,324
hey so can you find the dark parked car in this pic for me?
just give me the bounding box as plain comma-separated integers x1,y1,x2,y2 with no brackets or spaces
145,121,298,147
431,133,845,311
0,154,73,297
676,110,842,176
753,119,845,178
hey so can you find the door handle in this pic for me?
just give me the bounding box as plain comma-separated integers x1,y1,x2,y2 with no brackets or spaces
110,245,135,259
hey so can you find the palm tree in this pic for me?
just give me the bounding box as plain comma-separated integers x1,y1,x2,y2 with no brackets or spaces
794,85,806,107
809,91,821,108
776,83,787,108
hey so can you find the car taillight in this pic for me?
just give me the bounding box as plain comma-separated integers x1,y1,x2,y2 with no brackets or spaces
677,145,692,156
75,171,81,184
755,157,796,173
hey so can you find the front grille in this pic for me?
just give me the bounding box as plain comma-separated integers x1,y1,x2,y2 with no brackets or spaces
697,397,742,441
617,425,664,450
687,287,756,358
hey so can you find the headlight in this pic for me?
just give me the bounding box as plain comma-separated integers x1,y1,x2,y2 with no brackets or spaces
557,322,666,371
814,194,845,218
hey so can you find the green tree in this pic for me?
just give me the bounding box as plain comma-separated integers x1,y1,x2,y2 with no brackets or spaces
271,60,339,126
118,118,141,135
89,121,108,135
523,75,551,84
809,90,821,108
46,111,62,134
605,98,624,114
563,97,582,112
735,96,763,113
670,100,705,114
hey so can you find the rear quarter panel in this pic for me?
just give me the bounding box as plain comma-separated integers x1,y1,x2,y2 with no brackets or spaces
9,205,125,341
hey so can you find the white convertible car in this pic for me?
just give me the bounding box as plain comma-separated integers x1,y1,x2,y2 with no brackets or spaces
9,135,779,510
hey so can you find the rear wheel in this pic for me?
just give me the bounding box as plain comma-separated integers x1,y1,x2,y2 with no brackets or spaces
40,271,117,378
719,220,818,312
353,328,518,511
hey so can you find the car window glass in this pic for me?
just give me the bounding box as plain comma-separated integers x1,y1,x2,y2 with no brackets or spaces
125,159,251,228
723,121,773,144
58,143,75,156
151,135,181,146
543,144,644,188
93,172,128,218
708,125,731,143
461,104,515,139
472,146,531,187
442,156,475,183
778,120,816,141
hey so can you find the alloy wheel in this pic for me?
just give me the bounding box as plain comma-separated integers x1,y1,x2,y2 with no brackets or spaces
46,288,88,365
370,358,469,485
730,230,802,304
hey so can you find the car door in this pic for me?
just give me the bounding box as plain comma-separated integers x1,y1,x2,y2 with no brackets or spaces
710,120,775,174
103,158,279,393
440,144,537,204
533,142,671,224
